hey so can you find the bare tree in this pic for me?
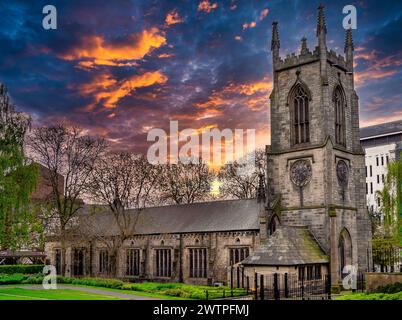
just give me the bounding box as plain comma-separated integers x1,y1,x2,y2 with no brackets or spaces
158,160,215,204
218,149,266,199
87,153,161,277
27,124,106,275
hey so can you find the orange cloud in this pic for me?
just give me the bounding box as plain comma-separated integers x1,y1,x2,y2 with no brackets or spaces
198,0,218,13
60,27,166,68
80,71,168,111
354,50,402,87
242,21,256,30
158,53,174,58
360,112,402,127
259,8,269,21
195,78,272,111
165,9,183,26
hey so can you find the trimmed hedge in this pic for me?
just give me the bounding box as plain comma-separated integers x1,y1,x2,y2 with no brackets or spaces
0,265,44,275
374,282,402,294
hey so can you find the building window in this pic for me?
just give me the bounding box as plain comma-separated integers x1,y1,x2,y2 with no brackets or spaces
291,84,310,145
382,174,385,183
307,265,314,280
370,182,373,194
377,198,381,207
386,155,389,164
54,249,61,275
229,247,250,265
298,266,305,281
377,175,380,184
370,166,372,177
126,249,140,276
189,248,207,278
314,265,322,279
376,157,379,166
98,250,109,274
381,156,384,166
334,86,346,146
72,248,85,276
155,249,171,277
365,166,367,177
366,183,368,195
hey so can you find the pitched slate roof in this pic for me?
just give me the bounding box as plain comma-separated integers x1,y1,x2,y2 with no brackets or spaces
360,120,402,139
77,199,260,236
241,226,329,266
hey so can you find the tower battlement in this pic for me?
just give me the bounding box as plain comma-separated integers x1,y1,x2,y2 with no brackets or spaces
274,47,348,72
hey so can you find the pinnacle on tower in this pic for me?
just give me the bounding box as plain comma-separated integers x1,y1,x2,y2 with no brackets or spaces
257,173,266,203
316,4,327,37
271,21,280,51
301,37,308,55
344,28,354,53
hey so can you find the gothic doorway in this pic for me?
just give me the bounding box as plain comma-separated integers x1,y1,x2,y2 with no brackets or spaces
338,228,352,278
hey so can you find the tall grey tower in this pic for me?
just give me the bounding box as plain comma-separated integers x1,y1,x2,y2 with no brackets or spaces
265,5,372,285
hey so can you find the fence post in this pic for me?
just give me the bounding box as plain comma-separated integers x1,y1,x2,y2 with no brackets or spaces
205,290,208,300
260,274,264,300
254,273,258,300
301,274,304,300
273,273,280,300
284,273,289,298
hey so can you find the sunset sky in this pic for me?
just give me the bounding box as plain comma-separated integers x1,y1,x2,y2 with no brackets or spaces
0,0,401,156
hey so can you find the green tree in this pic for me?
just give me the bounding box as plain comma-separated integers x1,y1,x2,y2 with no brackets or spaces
375,157,402,245
0,84,38,250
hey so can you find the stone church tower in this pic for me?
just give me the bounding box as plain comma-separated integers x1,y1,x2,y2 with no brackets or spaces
264,5,372,284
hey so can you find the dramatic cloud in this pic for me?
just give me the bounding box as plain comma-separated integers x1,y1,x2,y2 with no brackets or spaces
80,71,168,111
165,9,183,26
242,21,256,30
197,0,218,13
355,51,402,87
60,28,167,68
0,0,400,156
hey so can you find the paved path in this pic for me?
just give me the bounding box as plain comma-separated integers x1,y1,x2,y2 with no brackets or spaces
12,284,164,300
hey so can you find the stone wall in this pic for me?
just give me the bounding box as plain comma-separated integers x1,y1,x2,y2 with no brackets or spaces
45,230,259,285
365,273,402,292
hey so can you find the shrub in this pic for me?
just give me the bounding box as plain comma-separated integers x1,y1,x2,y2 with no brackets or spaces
0,274,30,284
374,282,402,294
0,265,44,275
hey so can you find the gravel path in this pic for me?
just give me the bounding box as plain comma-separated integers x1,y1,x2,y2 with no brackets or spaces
13,284,164,300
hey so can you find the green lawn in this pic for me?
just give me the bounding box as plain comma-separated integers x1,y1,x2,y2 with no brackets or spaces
335,291,402,300
0,274,247,300
0,287,124,300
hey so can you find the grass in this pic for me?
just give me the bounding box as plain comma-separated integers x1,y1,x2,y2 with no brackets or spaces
0,274,247,300
335,291,402,300
0,287,124,300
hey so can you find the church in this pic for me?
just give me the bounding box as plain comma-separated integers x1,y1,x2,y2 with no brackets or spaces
45,5,372,289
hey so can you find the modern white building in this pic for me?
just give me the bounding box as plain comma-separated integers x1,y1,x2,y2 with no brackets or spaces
360,120,402,213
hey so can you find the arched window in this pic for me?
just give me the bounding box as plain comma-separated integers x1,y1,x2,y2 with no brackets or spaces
339,228,352,277
291,84,310,145
334,86,346,146
269,215,280,236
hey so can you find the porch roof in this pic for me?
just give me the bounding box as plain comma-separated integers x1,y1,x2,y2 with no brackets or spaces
241,226,329,266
